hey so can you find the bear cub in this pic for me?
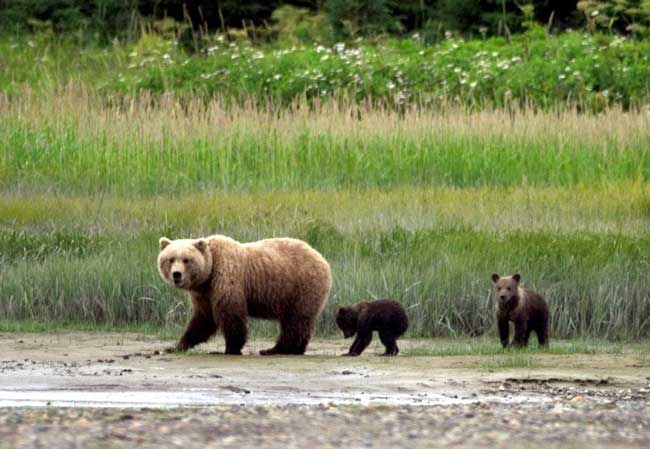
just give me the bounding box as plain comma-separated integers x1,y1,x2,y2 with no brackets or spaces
336,299,409,356
492,273,549,348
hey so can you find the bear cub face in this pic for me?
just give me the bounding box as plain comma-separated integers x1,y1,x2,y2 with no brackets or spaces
491,272,521,309
335,306,358,338
157,237,212,290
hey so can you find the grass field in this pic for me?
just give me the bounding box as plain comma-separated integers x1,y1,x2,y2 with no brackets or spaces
1,87,650,339
2,88,650,193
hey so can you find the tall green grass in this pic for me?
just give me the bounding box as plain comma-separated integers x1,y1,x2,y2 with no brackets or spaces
1,89,650,339
2,90,650,194
1,187,650,339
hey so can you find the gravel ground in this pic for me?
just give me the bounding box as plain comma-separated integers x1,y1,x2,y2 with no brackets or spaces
1,395,649,449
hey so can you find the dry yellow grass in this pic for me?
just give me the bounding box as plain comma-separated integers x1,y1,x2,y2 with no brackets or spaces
2,86,650,147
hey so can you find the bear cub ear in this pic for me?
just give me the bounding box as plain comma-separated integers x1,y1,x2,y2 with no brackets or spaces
491,273,500,283
512,273,521,283
336,306,352,318
159,237,172,250
193,239,208,253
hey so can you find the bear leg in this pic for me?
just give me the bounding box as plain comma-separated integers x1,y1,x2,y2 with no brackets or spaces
536,322,549,348
379,331,399,356
347,330,372,356
218,312,248,355
497,316,510,348
212,293,248,355
177,314,217,351
261,315,313,355
524,327,532,346
512,319,528,348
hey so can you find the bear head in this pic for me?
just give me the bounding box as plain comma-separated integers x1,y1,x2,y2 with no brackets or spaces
335,306,359,338
158,237,213,290
491,272,521,308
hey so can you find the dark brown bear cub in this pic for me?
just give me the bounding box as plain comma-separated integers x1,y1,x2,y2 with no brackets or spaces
335,299,409,356
491,273,549,348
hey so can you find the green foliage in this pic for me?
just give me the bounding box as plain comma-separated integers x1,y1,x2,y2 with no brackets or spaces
324,0,401,38
0,0,142,40
269,5,331,45
578,0,650,37
428,0,524,38
0,1,588,40
71,30,650,111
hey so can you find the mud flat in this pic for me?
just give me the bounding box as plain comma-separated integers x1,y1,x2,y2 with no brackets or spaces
0,332,648,448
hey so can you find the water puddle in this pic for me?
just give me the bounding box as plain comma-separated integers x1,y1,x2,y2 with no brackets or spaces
0,387,550,408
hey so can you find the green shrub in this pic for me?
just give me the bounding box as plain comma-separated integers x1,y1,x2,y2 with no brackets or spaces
102,30,650,111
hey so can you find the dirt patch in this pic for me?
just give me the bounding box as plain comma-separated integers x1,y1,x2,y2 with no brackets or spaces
0,332,649,448
0,332,649,408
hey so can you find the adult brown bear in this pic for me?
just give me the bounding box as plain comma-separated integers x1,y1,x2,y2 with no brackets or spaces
158,235,332,355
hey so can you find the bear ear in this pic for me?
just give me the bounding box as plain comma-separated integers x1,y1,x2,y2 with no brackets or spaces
513,273,521,283
193,239,208,253
491,273,500,284
159,237,172,250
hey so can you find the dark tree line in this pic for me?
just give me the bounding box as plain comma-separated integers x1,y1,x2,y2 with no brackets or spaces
0,1,631,42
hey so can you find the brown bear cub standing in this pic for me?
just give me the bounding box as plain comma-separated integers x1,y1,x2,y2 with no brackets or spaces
336,299,409,356
491,273,549,348
157,235,332,356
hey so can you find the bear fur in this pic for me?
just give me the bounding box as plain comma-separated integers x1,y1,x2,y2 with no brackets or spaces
158,234,332,355
491,273,549,348
335,299,409,356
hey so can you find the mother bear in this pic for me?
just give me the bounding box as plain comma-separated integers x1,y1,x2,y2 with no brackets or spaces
158,235,332,355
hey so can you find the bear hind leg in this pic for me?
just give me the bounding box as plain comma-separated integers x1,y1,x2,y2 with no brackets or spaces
261,315,313,356
379,331,399,356
535,321,549,348
220,313,248,355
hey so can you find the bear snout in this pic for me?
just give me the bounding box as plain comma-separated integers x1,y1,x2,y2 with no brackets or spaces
172,271,182,284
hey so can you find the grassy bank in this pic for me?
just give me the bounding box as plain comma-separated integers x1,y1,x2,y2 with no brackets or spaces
1,185,650,339
1,85,649,339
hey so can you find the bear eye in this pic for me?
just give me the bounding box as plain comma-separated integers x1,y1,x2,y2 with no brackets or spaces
183,259,189,264
169,258,175,263
506,287,511,291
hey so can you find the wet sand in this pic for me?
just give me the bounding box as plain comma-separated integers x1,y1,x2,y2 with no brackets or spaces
0,333,648,448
